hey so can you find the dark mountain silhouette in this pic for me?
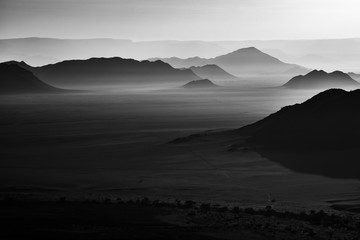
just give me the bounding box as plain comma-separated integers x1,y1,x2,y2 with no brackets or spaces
283,70,359,89
152,47,307,77
182,79,218,88
172,89,360,179
236,89,360,179
189,64,240,82
7,58,201,88
0,63,59,94
239,88,360,148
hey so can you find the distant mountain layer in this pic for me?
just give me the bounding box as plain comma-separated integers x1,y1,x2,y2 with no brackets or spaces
189,64,240,82
0,63,58,94
7,58,201,87
183,79,218,88
283,70,359,89
151,47,308,76
2,37,360,72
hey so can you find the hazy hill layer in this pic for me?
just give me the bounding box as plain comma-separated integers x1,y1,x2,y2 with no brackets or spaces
348,72,360,82
7,58,201,87
189,64,240,82
283,70,359,89
182,79,218,88
0,63,58,94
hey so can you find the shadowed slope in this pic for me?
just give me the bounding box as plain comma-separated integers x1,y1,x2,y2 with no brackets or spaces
171,89,360,179
236,89,360,179
0,63,59,94
239,88,360,149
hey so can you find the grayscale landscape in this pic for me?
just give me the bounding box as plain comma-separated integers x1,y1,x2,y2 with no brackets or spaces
1,0,360,239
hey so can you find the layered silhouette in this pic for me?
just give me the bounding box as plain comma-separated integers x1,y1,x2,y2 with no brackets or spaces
6,58,201,88
3,38,360,73
189,64,240,82
0,63,59,94
283,70,359,89
182,79,218,88
348,72,360,82
152,47,308,76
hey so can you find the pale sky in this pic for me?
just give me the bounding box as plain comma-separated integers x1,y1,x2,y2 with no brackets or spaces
0,0,359,41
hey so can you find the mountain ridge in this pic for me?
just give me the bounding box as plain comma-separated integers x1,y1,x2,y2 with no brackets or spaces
151,47,308,76
283,69,359,89
5,57,201,88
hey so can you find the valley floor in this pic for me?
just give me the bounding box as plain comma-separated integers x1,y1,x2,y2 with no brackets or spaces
1,86,360,238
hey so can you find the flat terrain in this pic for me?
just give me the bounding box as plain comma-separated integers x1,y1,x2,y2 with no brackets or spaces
1,86,360,211
2,199,360,240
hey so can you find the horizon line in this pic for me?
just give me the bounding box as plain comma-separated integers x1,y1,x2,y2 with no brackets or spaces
1,36,360,42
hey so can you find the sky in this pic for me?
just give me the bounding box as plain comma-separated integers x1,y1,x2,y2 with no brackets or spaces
0,0,360,41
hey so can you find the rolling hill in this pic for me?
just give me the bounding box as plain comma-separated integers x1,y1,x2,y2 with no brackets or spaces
283,70,359,89
182,79,218,89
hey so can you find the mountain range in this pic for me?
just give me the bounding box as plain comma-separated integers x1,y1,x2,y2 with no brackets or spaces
0,63,59,94
151,47,309,76
283,70,359,89
2,38,360,72
6,58,201,88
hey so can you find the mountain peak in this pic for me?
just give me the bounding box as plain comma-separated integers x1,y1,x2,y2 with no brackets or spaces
306,69,327,77
210,46,286,75
229,47,264,55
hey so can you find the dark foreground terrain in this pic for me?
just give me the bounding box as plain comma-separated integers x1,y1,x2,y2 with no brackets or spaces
1,197,360,240
1,87,360,239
